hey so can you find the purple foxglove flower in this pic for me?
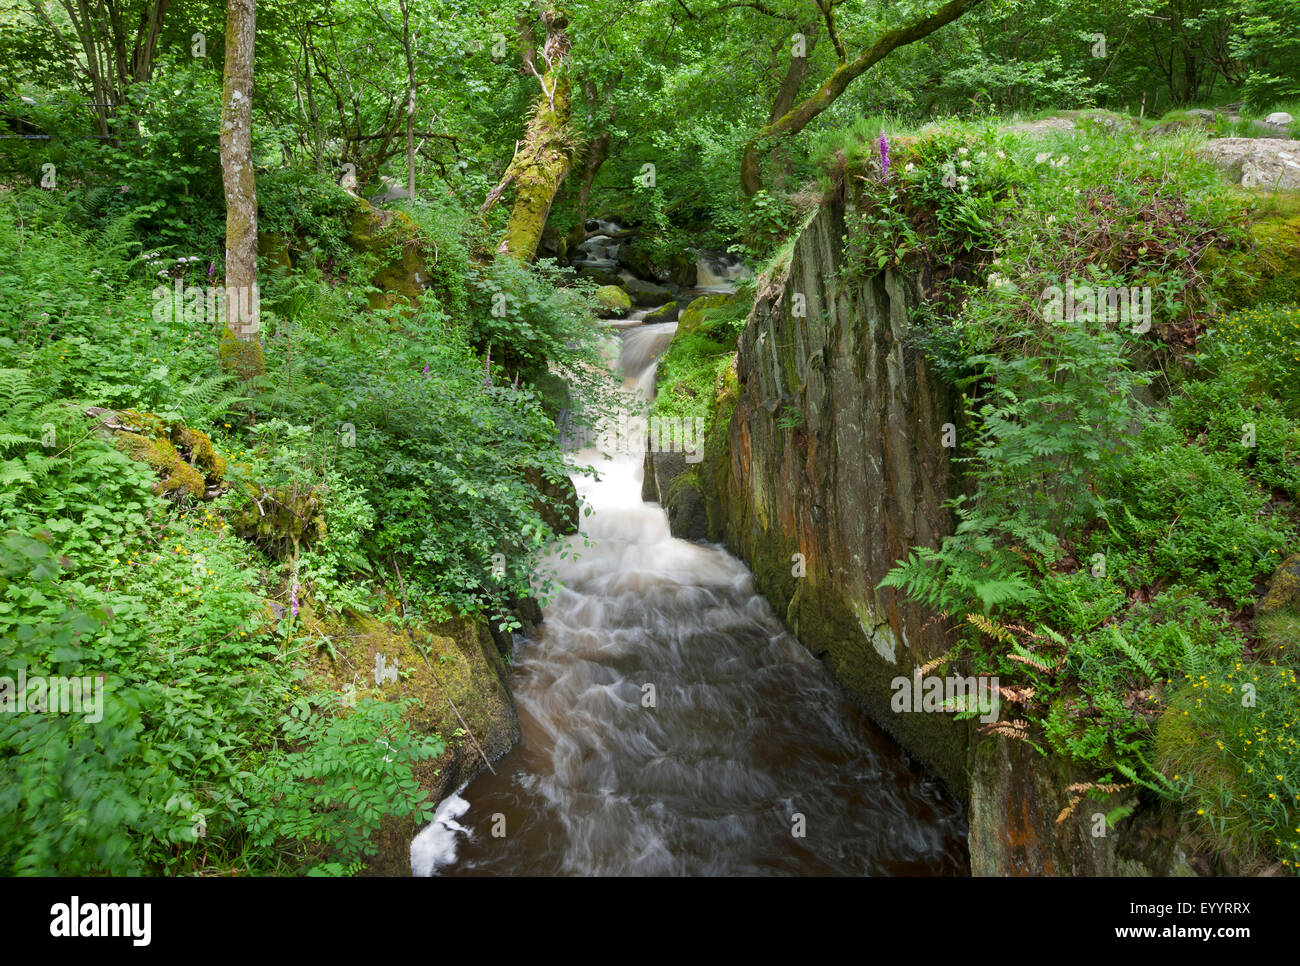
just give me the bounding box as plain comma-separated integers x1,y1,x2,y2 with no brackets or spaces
879,134,890,180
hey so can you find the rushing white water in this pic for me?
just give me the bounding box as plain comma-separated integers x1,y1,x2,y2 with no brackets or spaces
411,317,967,877
695,250,752,291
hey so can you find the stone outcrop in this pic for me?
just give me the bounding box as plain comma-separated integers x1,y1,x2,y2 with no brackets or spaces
968,733,1199,876
347,197,432,310
1198,138,1300,190
297,603,519,876
664,196,969,792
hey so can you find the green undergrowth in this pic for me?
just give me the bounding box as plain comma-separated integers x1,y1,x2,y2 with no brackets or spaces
0,175,603,875
651,285,752,424
858,117,1300,872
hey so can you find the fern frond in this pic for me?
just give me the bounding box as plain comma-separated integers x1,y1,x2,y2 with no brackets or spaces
175,372,247,423
966,613,1016,646
1109,624,1158,682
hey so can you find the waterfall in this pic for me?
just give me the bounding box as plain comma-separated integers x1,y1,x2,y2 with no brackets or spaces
410,318,967,876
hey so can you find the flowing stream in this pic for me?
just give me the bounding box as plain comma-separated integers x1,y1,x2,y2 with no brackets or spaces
412,314,969,877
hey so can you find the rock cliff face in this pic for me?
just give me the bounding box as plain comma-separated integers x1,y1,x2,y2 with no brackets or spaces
675,197,970,793
651,193,1198,876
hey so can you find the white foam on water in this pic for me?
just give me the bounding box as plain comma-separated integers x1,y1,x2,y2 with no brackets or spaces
410,793,472,877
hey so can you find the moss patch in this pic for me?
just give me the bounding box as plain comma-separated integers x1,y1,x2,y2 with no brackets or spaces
297,599,518,875
678,293,736,334
218,326,266,379
594,284,631,316
111,410,228,500
1209,195,1300,307
115,432,205,499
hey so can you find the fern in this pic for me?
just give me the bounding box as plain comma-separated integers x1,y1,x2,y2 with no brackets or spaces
172,372,247,424
1109,624,1158,683
0,367,40,416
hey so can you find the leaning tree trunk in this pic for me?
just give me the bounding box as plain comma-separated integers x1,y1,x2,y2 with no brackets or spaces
739,0,986,196
481,9,573,261
218,0,263,378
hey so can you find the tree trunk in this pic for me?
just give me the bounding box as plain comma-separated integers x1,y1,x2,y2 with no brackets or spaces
400,0,416,199
483,8,574,261
767,25,818,191
564,77,616,253
740,0,986,196
218,0,263,378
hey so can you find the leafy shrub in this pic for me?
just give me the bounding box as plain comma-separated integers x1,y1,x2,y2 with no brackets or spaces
883,312,1146,617
1170,369,1300,497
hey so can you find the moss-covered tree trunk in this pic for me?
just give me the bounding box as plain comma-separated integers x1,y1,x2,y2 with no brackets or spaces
218,0,264,378
482,9,573,261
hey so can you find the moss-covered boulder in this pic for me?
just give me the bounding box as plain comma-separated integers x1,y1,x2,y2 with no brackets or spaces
297,600,518,875
115,432,206,499
348,197,430,310
594,285,632,317
643,301,679,323
1259,553,1300,618
1257,553,1300,661
666,250,698,288
100,409,228,500
678,293,736,334
617,239,656,279
1206,197,1300,307
579,266,624,287
624,277,673,306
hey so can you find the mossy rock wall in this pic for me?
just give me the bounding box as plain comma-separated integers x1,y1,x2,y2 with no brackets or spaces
681,197,969,793
968,731,1200,876
298,601,519,876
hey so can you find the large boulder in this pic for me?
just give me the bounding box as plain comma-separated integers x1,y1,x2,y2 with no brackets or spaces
1198,138,1300,190
678,293,736,333
665,250,698,288
1258,553,1300,619
643,301,679,323
594,285,632,317
624,277,674,306
617,242,657,280
348,198,430,310
576,265,623,287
